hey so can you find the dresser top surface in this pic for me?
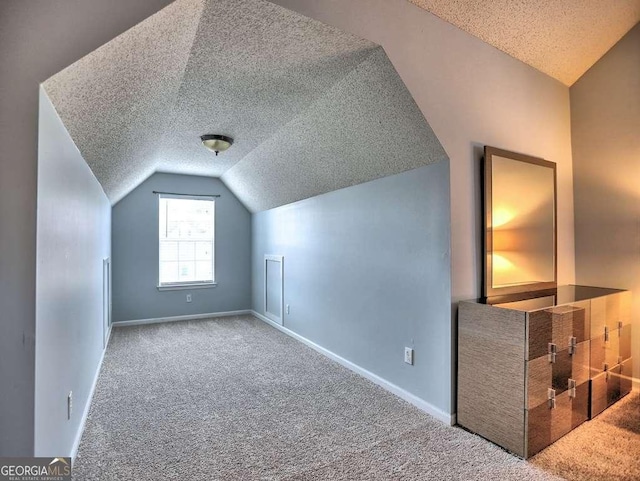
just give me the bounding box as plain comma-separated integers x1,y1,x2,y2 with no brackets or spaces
464,285,625,312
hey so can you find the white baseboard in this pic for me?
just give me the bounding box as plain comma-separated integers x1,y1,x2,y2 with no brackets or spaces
114,310,252,327
70,326,111,461
251,310,455,425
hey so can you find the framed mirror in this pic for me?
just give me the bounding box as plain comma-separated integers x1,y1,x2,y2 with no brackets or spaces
483,146,557,297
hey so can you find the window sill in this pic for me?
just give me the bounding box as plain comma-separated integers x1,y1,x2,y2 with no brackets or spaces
157,283,217,291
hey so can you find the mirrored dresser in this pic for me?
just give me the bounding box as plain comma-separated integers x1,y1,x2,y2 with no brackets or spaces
457,285,632,458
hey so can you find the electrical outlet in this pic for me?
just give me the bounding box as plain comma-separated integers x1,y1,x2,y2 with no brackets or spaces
286,304,290,315
186,294,192,303
404,347,414,365
67,391,73,420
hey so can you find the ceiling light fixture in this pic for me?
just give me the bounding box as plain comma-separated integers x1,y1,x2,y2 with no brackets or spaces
200,134,234,156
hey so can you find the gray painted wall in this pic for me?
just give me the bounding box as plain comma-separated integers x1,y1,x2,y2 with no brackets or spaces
35,88,111,456
571,23,640,385
271,0,575,413
0,0,174,456
252,162,451,414
270,0,575,306
112,173,251,322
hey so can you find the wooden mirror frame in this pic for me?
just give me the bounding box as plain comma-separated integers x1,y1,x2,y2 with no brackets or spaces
483,146,557,298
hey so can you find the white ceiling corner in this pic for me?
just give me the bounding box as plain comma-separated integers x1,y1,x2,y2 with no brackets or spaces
408,0,640,86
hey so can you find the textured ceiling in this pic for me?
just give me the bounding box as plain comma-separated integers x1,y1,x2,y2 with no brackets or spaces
222,48,444,211
407,0,640,86
43,0,446,210
43,0,205,200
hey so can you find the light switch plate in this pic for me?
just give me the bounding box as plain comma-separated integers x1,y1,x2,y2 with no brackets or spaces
404,347,414,365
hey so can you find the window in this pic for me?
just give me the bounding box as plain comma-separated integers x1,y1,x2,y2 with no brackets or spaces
158,195,215,287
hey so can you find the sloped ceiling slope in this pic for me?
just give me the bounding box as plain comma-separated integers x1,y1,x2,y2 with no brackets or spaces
43,0,205,201
43,0,447,211
222,48,444,212
408,0,640,86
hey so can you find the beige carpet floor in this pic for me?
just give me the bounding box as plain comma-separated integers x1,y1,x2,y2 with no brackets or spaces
72,315,637,480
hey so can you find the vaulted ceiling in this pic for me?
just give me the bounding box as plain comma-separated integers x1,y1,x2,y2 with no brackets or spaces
43,0,638,209
408,0,640,86
43,0,446,211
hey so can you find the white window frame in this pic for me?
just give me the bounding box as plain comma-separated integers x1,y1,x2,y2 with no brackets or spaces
157,194,216,290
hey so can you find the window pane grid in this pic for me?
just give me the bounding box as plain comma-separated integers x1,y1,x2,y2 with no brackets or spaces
159,196,214,286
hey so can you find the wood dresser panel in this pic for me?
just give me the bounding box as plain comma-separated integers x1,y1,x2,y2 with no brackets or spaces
458,302,526,457
458,286,631,459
